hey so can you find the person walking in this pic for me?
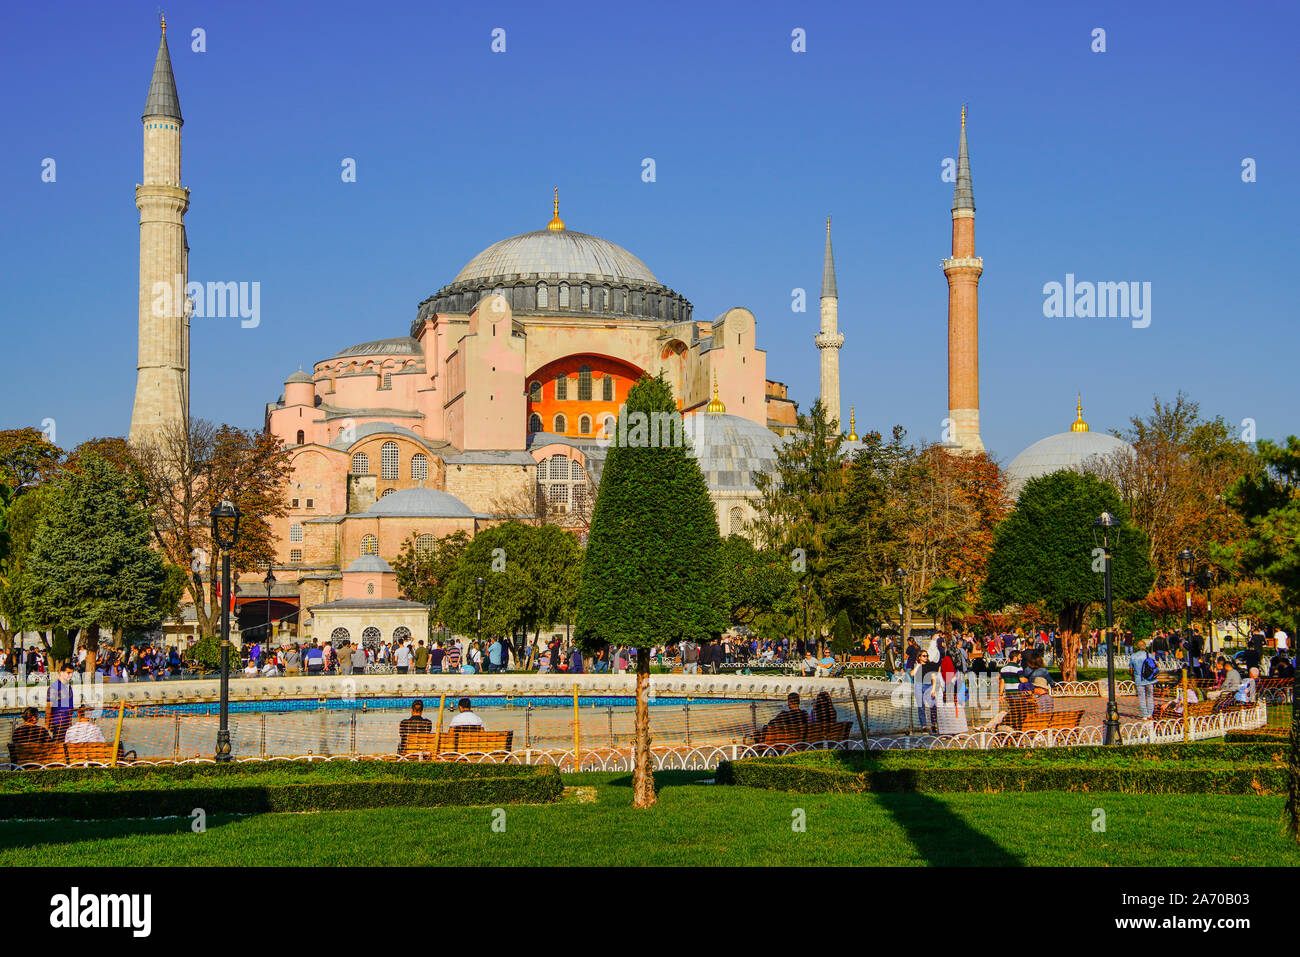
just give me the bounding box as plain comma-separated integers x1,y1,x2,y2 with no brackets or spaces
1130,639,1159,720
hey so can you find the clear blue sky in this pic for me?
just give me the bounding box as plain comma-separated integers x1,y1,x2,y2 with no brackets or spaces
2,0,1295,461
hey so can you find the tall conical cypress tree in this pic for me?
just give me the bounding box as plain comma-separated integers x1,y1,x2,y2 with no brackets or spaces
575,373,725,807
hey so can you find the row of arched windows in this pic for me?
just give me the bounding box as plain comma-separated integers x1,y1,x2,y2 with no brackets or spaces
350,444,428,481
528,367,615,404
528,413,615,435
330,626,410,650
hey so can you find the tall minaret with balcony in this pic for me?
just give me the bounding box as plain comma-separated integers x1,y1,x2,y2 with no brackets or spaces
816,217,844,429
129,15,190,445
943,106,984,453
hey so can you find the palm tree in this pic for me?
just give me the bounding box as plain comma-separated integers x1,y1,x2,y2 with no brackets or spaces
925,577,972,634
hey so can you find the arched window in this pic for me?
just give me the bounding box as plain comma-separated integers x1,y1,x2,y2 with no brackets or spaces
381,488,395,497
411,453,428,481
382,373,392,390
603,415,616,436
528,413,542,433
361,534,378,556
549,455,569,480
553,413,567,434
289,523,303,542
351,451,370,475
380,441,399,480
528,380,542,402
416,533,436,557
558,283,569,308
577,365,592,401
362,627,382,650
296,429,305,445
331,627,350,642
580,284,590,309
579,415,591,435
602,375,614,402
536,282,548,309
366,582,375,595
554,374,567,401
393,626,412,642
730,506,745,535
570,459,585,480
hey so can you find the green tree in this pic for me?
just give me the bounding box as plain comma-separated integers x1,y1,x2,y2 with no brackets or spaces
392,530,470,639
925,577,973,633
574,374,725,808
0,485,50,649
828,608,856,656
980,470,1154,681
1222,435,1300,838
717,535,795,629
0,427,63,493
22,452,167,663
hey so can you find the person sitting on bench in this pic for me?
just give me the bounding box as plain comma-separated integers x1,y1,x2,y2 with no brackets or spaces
63,706,106,744
762,693,809,738
398,700,433,751
449,698,484,729
810,691,837,725
11,707,52,745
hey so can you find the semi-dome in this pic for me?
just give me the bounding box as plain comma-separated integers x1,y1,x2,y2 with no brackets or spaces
1006,399,1133,497
683,412,781,492
363,487,477,518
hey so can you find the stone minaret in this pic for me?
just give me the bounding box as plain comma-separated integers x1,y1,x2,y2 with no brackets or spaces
129,16,190,446
816,217,843,428
943,106,983,453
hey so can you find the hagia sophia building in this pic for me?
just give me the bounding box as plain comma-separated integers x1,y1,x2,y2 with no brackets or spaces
125,22,1115,645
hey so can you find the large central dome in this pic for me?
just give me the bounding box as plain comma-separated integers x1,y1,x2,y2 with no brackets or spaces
454,230,659,286
415,200,693,328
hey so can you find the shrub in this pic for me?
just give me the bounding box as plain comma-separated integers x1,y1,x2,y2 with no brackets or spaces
0,761,562,817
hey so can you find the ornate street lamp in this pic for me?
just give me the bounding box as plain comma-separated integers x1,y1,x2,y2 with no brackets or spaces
210,500,241,762
894,567,908,653
263,564,277,647
1093,511,1121,745
1178,548,1195,670
475,576,485,650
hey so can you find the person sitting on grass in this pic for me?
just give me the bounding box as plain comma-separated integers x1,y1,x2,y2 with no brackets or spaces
63,706,106,744
449,697,484,729
398,699,433,751
11,707,52,745
762,693,809,740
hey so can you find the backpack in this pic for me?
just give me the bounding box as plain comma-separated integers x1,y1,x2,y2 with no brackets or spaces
1139,654,1159,682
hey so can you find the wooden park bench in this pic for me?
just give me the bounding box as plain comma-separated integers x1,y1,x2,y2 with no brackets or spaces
751,720,853,746
8,741,136,767
398,729,514,760
1018,710,1084,732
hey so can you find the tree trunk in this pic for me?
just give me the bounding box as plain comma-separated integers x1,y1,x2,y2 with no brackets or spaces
633,648,656,808
1056,605,1086,683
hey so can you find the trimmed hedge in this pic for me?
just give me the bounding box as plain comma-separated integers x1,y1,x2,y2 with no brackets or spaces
1224,732,1290,744
0,759,543,793
0,763,562,819
716,744,1291,796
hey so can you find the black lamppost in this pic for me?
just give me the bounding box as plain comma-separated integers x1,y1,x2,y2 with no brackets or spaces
263,564,277,647
798,576,810,658
894,567,908,653
1093,511,1121,745
210,500,241,762
1178,548,1195,670
475,576,485,649
1198,566,1218,658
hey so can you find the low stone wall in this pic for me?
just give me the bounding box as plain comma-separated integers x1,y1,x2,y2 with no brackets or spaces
0,673,895,712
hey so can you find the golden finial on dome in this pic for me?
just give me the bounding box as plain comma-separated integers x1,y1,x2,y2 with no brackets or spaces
547,188,565,231
1070,393,1089,433
159,9,167,34
961,103,966,131
706,372,726,415
847,406,858,441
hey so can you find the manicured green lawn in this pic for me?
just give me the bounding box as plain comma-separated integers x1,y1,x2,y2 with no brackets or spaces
1,770,1295,866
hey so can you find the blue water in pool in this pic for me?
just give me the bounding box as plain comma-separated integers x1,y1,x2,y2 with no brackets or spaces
126,695,756,717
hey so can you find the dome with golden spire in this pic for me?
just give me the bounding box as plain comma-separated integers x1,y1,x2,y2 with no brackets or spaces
846,406,858,441
706,373,726,414
1006,397,1133,498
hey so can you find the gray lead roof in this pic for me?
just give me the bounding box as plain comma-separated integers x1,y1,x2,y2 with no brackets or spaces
143,33,182,122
